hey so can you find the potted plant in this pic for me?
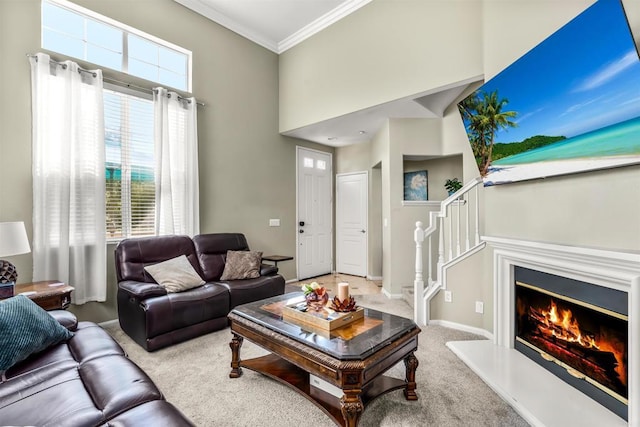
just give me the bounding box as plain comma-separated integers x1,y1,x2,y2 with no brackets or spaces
445,178,463,196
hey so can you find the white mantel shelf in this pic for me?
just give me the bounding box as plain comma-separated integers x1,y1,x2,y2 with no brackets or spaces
451,236,640,426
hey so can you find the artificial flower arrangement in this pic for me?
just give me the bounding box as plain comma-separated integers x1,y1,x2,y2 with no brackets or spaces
301,282,329,311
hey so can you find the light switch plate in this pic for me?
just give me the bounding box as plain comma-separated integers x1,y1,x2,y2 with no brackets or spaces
269,219,280,227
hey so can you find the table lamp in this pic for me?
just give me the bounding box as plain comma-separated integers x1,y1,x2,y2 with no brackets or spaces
0,221,31,286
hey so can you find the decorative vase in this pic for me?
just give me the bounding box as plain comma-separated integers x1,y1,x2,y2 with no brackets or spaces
305,291,329,311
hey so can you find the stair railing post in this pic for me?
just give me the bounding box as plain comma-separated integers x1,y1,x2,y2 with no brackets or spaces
414,221,425,324
456,196,461,257
475,184,480,245
465,193,470,251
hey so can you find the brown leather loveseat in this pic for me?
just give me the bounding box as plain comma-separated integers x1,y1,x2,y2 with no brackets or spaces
0,310,193,426
115,233,285,351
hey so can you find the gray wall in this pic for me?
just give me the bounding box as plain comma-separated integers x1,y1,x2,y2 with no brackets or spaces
302,0,640,331
0,0,331,322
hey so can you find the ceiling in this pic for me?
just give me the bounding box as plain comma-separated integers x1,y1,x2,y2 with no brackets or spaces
173,0,479,147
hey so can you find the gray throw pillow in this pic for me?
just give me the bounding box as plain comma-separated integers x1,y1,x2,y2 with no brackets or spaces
144,255,205,293
220,250,262,280
0,295,74,371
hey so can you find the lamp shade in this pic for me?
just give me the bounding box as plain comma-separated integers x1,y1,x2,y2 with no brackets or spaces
0,222,31,257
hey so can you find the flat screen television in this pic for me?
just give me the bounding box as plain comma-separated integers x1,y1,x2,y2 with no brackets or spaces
458,0,640,186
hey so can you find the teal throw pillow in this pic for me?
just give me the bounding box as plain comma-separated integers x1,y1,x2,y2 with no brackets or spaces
0,295,73,371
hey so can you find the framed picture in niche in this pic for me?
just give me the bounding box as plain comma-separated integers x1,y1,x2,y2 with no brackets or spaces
403,170,428,201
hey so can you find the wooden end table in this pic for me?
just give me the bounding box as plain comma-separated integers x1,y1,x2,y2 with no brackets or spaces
14,281,74,310
228,293,420,426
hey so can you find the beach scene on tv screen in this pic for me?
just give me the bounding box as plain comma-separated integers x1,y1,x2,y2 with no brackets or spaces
459,0,640,186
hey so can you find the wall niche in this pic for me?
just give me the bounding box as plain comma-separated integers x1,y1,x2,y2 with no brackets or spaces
403,154,463,203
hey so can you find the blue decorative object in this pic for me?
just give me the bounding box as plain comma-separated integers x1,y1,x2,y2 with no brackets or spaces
403,170,428,201
0,295,73,371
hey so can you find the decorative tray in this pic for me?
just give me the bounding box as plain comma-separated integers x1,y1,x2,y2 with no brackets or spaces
282,303,364,331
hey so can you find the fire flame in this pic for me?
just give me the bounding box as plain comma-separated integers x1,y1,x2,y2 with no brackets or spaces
541,301,599,349
533,300,626,386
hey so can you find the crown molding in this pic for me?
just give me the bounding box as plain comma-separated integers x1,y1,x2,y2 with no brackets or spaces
174,0,371,54
278,0,372,53
173,0,279,52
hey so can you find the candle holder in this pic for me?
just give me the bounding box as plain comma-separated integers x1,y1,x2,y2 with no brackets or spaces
330,295,358,312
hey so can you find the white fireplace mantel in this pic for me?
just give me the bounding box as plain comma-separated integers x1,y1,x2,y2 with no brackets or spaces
448,236,640,426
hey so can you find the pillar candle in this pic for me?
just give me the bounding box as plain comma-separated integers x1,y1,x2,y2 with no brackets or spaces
338,282,349,302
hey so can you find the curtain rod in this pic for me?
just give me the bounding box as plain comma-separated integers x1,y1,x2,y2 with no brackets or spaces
26,54,205,107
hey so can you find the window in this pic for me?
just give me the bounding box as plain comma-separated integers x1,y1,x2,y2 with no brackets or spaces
104,89,155,239
42,0,191,91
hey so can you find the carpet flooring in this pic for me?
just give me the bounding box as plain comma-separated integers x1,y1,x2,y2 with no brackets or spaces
102,294,529,426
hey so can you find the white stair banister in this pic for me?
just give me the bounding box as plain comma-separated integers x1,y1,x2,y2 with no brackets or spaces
414,221,425,324
413,177,485,325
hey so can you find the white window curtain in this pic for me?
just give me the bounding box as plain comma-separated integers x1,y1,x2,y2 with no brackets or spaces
29,52,106,304
153,87,200,236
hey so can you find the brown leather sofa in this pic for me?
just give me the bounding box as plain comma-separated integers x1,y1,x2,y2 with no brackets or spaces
115,233,285,351
0,310,193,426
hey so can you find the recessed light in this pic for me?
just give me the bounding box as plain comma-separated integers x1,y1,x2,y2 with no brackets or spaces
328,137,337,141
359,130,366,135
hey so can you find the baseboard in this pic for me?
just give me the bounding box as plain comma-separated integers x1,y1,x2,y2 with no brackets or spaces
366,275,383,281
285,278,299,284
429,319,494,340
98,319,119,328
381,288,403,299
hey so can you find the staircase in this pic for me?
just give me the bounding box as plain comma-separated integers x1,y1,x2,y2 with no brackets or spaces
412,177,485,325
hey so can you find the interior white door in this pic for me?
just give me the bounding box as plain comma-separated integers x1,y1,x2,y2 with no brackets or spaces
297,147,332,280
336,172,367,277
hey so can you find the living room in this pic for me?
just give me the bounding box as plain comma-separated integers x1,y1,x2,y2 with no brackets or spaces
1,0,639,425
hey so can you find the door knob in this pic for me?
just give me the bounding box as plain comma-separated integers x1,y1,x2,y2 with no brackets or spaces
299,221,305,226
360,230,366,233
299,229,304,233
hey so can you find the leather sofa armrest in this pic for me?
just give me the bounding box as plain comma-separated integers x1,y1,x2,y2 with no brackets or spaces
260,263,278,276
118,280,167,299
49,310,78,331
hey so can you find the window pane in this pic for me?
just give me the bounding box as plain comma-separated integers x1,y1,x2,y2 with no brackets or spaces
316,160,326,170
42,28,84,60
159,69,187,91
104,90,155,240
42,2,83,38
87,19,121,52
159,47,186,74
87,45,123,71
304,158,314,168
129,58,159,83
128,34,158,65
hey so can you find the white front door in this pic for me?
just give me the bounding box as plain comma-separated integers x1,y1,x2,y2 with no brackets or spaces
336,171,368,277
297,147,332,280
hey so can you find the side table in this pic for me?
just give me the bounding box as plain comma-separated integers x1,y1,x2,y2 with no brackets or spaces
262,255,293,269
14,281,74,310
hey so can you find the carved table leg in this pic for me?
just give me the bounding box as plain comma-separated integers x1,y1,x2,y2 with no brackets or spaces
340,390,364,427
229,333,244,378
403,351,419,400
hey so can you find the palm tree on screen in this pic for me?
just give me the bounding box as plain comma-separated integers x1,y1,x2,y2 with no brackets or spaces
459,90,517,176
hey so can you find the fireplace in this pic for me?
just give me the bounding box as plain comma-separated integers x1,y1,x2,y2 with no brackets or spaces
514,266,628,420
447,237,640,426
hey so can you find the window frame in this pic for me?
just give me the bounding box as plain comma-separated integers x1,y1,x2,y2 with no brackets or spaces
42,0,193,92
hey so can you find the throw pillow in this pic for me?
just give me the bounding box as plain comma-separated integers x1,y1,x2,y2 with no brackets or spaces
0,295,74,371
220,250,262,280
144,255,205,293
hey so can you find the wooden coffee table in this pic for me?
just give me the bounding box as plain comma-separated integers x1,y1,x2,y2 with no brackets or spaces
228,293,420,427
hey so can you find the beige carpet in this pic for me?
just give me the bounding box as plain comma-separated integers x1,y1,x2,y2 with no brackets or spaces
102,295,529,426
